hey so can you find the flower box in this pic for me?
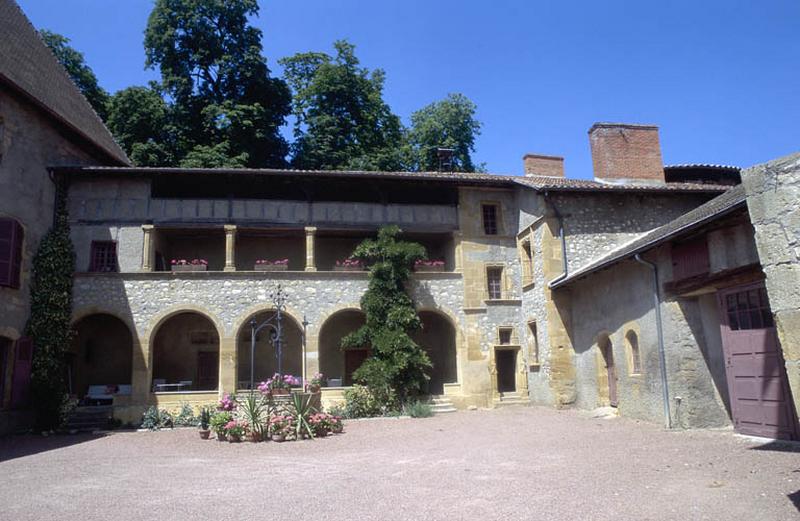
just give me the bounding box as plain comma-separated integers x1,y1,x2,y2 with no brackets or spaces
254,264,288,271
334,265,365,272
171,264,207,272
414,265,445,272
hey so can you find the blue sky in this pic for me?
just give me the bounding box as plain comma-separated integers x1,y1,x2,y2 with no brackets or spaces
17,0,800,178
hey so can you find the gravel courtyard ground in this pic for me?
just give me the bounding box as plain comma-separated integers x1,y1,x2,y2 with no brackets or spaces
0,406,798,521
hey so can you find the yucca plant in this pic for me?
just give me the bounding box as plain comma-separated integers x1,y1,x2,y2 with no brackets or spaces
240,392,267,439
290,392,317,440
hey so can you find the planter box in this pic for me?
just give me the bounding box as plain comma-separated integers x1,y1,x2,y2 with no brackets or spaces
255,264,288,271
414,265,445,272
334,266,365,272
171,264,207,272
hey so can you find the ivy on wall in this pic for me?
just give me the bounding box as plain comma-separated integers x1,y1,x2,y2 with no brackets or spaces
342,225,431,405
25,185,75,430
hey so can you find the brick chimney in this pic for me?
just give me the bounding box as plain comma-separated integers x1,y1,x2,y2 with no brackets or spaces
523,153,564,177
589,123,665,184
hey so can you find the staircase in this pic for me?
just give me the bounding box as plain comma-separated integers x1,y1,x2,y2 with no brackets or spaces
64,406,113,432
493,391,529,408
430,396,457,414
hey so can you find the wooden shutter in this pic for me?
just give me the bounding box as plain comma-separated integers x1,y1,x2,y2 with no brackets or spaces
10,337,33,409
0,218,23,288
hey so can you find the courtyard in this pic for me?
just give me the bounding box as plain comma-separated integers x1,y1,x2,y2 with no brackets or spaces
0,406,797,520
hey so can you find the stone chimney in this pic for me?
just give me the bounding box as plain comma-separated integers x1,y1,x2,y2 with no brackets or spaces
523,153,564,177
589,123,664,184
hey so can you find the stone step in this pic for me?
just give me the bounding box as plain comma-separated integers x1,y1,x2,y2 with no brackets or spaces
429,396,457,414
65,406,113,431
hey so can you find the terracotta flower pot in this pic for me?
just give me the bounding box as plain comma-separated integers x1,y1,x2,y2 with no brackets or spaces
216,432,227,442
332,424,343,434
171,264,207,272
228,435,242,443
199,429,211,440
308,384,321,394
272,433,285,442
247,432,260,443
255,264,288,271
271,388,289,396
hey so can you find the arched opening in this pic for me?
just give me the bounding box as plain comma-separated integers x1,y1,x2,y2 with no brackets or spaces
68,314,133,398
236,310,303,389
597,335,618,407
318,310,367,387
412,311,457,395
626,330,642,375
152,312,219,391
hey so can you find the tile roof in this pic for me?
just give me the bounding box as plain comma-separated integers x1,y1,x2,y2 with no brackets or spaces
550,184,748,289
0,0,128,165
54,165,732,193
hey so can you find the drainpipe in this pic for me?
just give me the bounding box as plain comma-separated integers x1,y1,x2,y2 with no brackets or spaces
544,192,568,287
634,253,672,429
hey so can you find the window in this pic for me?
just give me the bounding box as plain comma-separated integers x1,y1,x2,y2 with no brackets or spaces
486,267,503,299
0,217,23,289
89,241,118,272
626,330,641,374
482,204,499,235
725,287,773,331
671,238,709,280
498,327,513,345
521,239,533,285
528,322,539,365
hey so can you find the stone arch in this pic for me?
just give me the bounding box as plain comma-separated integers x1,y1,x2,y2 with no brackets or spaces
146,304,225,346
413,308,459,395
624,327,642,375
234,307,305,389
68,313,134,397
151,308,222,392
317,307,367,387
595,331,618,407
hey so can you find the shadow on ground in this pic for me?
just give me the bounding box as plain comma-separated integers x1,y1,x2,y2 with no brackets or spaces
0,432,113,463
749,440,800,453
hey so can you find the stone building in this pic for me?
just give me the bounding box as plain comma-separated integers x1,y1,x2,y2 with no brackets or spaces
2,0,798,440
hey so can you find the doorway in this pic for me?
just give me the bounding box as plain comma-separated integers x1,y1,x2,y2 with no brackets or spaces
496,349,517,393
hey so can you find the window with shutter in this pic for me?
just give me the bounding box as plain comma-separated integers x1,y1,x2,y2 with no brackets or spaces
89,241,118,272
0,217,23,289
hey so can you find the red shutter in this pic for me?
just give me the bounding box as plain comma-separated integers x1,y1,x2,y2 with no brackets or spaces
0,218,23,289
10,337,34,409
671,239,710,281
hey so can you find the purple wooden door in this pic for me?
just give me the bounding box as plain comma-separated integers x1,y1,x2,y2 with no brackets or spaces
719,284,798,440
10,337,33,409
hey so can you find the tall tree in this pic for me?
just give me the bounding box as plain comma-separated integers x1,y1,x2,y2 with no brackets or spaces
144,0,290,167
107,85,175,166
280,40,404,171
405,93,482,172
40,30,110,120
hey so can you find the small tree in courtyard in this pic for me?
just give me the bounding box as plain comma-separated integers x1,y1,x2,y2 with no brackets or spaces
342,226,431,405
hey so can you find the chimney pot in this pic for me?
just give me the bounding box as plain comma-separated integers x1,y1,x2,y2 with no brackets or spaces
588,123,664,184
523,153,564,178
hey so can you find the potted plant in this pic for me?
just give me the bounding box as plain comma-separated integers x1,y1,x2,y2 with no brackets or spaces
258,373,300,396
309,412,333,437
414,259,446,272
306,372,324,394
224,419,246,442
171,259,208,272
330,415,344,434
240,392,265,442
334,258,365,272
254,259,289,271
210,410,232,441
198,407,211,439
268,414,292,442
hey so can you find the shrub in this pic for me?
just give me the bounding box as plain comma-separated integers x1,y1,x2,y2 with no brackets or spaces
342,385,382,418
173,403,196,427
198,407,211,430
210,411,233,435
405,400,433,418
327,403,346,418
141,406,174,430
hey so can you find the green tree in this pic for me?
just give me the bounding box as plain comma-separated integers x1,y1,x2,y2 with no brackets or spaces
40,30,110,120
342,226,431,404
144,0,290,167
405,93,482,172
107,85,175,166
26,192,75,430
280,41,405,170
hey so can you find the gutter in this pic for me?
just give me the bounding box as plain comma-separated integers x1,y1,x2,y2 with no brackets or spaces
544,191,569,288
634,253,672,429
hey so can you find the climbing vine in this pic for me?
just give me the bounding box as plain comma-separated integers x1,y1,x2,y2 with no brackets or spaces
25,186,75,430
342,225,431,405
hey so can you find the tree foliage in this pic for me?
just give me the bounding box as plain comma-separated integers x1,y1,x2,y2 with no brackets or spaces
280,41,404,171
342,226,430,403
107,85,174,166
144,0,291,167
40,30,110,120
25,191,75,430
405,93,482,172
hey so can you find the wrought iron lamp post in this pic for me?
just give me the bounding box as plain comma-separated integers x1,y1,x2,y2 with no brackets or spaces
248,285,288,391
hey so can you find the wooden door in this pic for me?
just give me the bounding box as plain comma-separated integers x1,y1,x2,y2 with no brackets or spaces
601,341,618,407
196,352,218,391
719,284,798,440
496,349,517,393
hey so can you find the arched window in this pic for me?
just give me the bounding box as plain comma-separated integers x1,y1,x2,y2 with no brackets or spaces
626,330,642,375
0,217,23,289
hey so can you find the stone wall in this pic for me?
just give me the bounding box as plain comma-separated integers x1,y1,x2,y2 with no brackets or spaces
742,152,800,420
